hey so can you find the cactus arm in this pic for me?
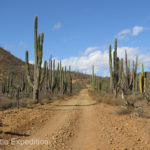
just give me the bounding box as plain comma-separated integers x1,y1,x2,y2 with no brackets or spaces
139,74,142,94
142,64,144,76
40,61,46,86
38,32,44,67
135,56,138,73
25,50,33,87
125,50,128,77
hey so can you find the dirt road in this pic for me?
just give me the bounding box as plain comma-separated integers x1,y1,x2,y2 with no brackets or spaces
3,89,150,150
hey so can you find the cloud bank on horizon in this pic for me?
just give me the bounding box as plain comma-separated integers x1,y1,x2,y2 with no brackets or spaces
51,46,150,77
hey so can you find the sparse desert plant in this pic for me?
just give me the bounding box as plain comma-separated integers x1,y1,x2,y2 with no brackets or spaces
116,107,131,115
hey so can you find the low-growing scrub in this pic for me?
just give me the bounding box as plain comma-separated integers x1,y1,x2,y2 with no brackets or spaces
101,96,124,106
116,106,131,115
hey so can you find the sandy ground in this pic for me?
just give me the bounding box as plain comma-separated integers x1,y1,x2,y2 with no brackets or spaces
1,89,150,150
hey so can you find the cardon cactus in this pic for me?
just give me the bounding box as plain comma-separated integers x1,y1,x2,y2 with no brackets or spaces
139,64,147,94
25,16,46,103
90,65,96,91
109,38,120,97
67,66,72,95
109,44,113,91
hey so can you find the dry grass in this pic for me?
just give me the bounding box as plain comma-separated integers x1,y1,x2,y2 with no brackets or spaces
116,106,131,115
101,96,124,106
115,95,150,118
0,48,89,110
89,90,150,118
88,90,124,106
0,96,36,110
0,78,87,110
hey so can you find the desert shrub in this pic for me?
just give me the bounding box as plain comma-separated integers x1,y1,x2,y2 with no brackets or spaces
116,107,131,115
72,79,86,94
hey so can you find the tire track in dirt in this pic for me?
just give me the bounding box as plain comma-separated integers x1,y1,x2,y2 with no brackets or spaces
66,89,110,150
5,89,150,150
7,93,83,150
65,89,150,150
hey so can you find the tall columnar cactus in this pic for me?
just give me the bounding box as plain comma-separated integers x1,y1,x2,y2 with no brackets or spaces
59,61,63,94
2,79,5,94
51,59,56,92
142,64,144,76
68,66,72,95
139,64,147,94
63,66,68,94
92,65,95,90
109,38,120,97
144,77,147,93
97,78,101,92
25,16,46,103
135,74,139,92
45,62,50,92
8,72,13,95
2,72,14,95
139,74,143,94
109,44,113,91
90,65,96,91
119,51,138,99
124,51,138,91
90,75,92,89
109,39,138,98
56,62,60,93
61,67,64,94
49,57,52,92
19,73,25,92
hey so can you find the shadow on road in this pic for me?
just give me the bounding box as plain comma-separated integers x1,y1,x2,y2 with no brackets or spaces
53,100,101,107
4,132,30,137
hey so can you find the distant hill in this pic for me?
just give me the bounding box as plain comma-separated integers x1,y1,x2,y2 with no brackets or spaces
0,47,90,83
0,47,27,82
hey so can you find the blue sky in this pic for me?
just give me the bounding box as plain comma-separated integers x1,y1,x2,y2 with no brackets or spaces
1,0,150,76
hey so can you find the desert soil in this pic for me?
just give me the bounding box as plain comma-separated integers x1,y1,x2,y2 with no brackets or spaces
1,89,150,150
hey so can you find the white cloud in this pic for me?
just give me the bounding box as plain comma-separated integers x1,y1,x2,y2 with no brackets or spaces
52,22,62,31
117,29,131,40
113,47,150,69
29,46,150,77
118,29,131,35
117,47,140,60
83,47,99,55
55,46,150,77
132,26,145,36
116,26,148,40
61,50,108,75
29,60,34,64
